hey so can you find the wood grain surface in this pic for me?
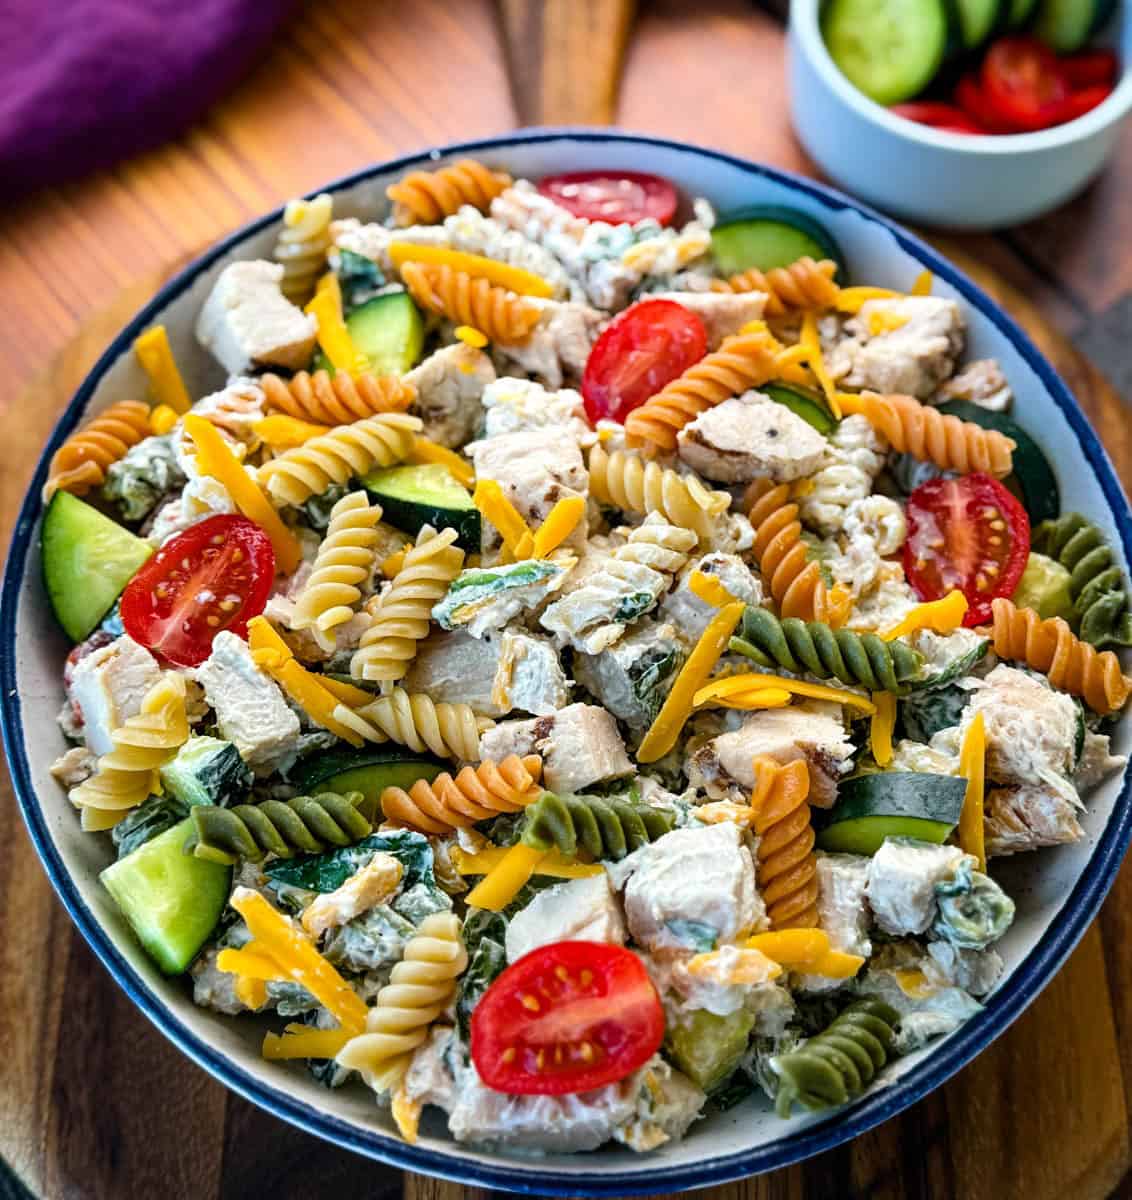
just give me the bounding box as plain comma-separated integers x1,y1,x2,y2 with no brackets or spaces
2,2,1131,1198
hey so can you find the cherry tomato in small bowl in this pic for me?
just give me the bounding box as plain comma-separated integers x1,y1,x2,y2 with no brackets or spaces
1061,49,1119,92
470,941,665,1096
981,37,1070,132
1057,84,1114,125
538,170,679,226
890,102,984,134
581,298,707,425
121,514,276,667
904,473,1030,628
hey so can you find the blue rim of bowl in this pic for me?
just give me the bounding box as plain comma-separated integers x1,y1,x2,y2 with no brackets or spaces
3,128,1131,1196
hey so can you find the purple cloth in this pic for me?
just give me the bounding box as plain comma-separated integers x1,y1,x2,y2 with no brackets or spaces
0,0,296,197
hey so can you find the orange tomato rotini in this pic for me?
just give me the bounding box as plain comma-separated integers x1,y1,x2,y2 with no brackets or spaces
43,400,152,502
380,754,543,835
386,158,512,226
745,479,834,623
750,757,819,929
623,327,780,453
987,598,1132,715
260,369,415,426
401,262,541,345
838,391,1015,478
710,257,841,318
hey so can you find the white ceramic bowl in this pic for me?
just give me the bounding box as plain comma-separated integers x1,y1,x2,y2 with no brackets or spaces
789,0,1132,229
4,130,1132,1195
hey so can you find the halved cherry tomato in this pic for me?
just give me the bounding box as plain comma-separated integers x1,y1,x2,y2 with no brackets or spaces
955,74,1011,132
120,514,275,667
1057,84,1114,124
890,102,983,133
904,473,1030,628
981,37,1070,132
1061,49,1119,91
582,298,707,425
538,170,679,226
471,941,664,1096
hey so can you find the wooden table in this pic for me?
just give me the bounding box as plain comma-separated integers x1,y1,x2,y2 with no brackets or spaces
3,2,1132,1197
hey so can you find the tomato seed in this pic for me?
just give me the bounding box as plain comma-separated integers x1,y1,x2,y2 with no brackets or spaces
501,1048,516,1064
206,615,220,627
535,1050,546,1070
976,573,988,590
579,1041,595,1062
989,518,1005,530
555,966,569,983
521,993,540,1012
580,969,593,986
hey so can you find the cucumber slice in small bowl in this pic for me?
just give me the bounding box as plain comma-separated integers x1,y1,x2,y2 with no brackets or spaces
711,206,847,279
1032,0,1101,51
42,491,153,641
950,0,1008,50
1006,0,1040,28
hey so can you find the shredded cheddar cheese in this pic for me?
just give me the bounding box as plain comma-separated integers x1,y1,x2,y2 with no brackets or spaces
881,590,968,641
464,843,552,911
409,437,476,487
870,692,896,766
149,403,180,436
183,414,302,573
745,929,864,979
454,324,489,348
911,269,934,296
387,242,554,299
381,547,408,578
450,844,603,879
893,969,937,999
694,673,877,715
834,286,902,314
306,284,369,374
958,710,987,871
254,413,331,451
796,311,841,420
133,325,192,414
686,948,783,986
262,1024,353,1061
867,310,910,336
689,569,738,608
692,682,793,710
531,496,585,559
473,479,533,559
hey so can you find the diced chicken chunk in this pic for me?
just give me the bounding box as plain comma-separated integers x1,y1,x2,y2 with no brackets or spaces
195,260,317,375
960,665,1079,798
481,376,593,443
607,824,761,953
404,343,495,449
661,553,763,643
865,838,969,935
493,299,605,389
984,784,1084,856
496,630,572,717
613,1058,706,1152
68,635,163,755
926,942,1004,996
829,295,965,399
934,358,1012,412
505,875,626,962
1075,730,1127,790
478,703,633,794
193,632,300,774
332,217,449,274
677,393,828,484
301,854,403,939
687,705,854,807
574,620,684,735
469,427,587,541
50,746,97,789
650,291,767,348
814,852,872,957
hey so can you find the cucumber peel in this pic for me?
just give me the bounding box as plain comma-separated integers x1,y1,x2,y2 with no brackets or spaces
762,383,837,436
293,747,446,820
361,462,480,552
711,206,846,279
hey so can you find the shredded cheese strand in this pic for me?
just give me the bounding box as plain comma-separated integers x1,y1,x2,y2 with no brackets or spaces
387,242,554,299
958,710,987,871
306,282,368,374
694,672,877,714
133,325,191,414
911,270,934,296
870,692,896,766
531,496,585,559
881,590,968,641
464,842,550,911
450,844,603,879
689,569,738,608
254,413,332,451
409,438,475,487
473,479,533,558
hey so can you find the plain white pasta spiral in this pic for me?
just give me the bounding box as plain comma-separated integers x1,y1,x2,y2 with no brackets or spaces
844,494,907,558
588,443,730,543
257,412,421,507
344,689,492,761
350,526,465,685
799,414,888,536
292,491,384,650
274,192,333,304
336,912,467,1094
69,674,189,831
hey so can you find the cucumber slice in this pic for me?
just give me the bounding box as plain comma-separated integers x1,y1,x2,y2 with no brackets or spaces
292,747,446,820
822,0,950,105
665,1008,756,1092
41,491,153,641
1032,0,1098,50
314,291,424,376
100,818,230,974
1091,0,1118,33
816,771,967,854
1012,552,1075,621
936,400,1059,524
360,462,480,552
762,383,837,436
711,206,846,279
951,0,1007,48
1006,0,1039,27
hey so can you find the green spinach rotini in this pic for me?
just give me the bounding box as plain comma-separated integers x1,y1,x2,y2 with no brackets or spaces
1033,513,1132,647
520,792,676,861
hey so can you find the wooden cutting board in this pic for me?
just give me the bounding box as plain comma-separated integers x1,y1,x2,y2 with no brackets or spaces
4,3,1132,1198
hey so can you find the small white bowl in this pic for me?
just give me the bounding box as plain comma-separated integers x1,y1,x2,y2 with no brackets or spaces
789,0,1132,229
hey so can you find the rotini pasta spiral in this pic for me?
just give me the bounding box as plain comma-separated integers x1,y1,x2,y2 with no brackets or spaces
188,791,370,865
43,400,152,502
986,598,1132,715
1033,512,1132,648
746,479,834,623
799,415,888,537
293,491,384,650
257,412,421,507
69,674,189,831
838,391,1014,478
400,262,541,345
750,757,818,929
381,754,543,835
587,443,731,543
386,158,512,226
336,911,468,1094
274,192,333,304
710,257,840,317
520,792,676,861
772,999,900,1116
350,688,493,761
260,369,415,426
624,328,780,453
732,607,924,694
351,525,465,685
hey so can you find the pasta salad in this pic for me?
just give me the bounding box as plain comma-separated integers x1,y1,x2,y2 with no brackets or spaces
39,158,1132,1155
